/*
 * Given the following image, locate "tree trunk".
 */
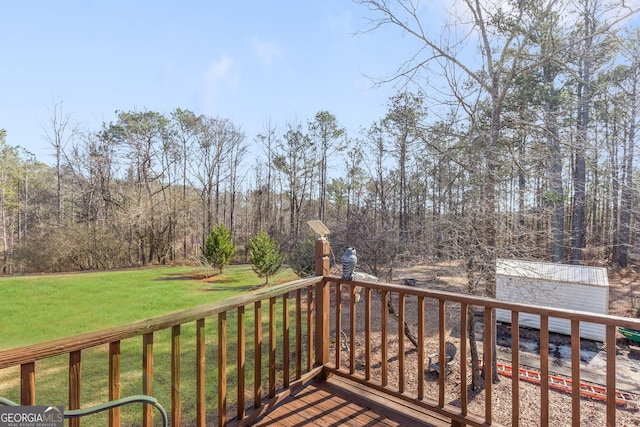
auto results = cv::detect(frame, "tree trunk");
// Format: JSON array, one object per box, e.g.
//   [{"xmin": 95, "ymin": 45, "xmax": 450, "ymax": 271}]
[
  {"xmin": 571, "ymin": 2, "xmax": 593, "ymax": 265},
  {"xmin": 619, "ymin": 55, "xmax": 637, "ymax": 267},
  {"xmin": 543, "ymin": 63, "xmax": 565, "ymax": 263},
  {"xmin": 467, "ymin": 306, "xmax": 482, "ymax": 391},
  {"xmin": 386, "ymin": 294, "xmax": 419, "ymax": 348}
]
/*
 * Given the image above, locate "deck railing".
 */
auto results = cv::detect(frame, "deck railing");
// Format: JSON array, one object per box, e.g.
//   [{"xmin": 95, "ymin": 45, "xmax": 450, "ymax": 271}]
[
  {"xmin": 0, "ymin": 276, "xmax": 323, "ymax": 426},
  {"xmin": 1, "ymin": 239, "xmax": 639, "ymax": 426},
  {"xmin": 323, "ymin": 275, "xmax": 640, "ymax": 427}
]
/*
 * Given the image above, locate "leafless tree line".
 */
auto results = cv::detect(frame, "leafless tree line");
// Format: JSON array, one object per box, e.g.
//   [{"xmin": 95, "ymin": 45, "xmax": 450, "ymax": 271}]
[{"xmin": 0, "ymin": 1, "xmax": 638, "ymax": 281}]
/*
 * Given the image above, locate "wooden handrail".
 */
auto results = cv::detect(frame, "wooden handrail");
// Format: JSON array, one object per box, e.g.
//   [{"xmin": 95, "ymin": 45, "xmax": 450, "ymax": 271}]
[
  {"xmin": 325, "ymin": 275, "xmax": 640, "ymax": 329},
  {"xmin": 5, "ymin": 274, "xmax": 634, "ymax": 368}
]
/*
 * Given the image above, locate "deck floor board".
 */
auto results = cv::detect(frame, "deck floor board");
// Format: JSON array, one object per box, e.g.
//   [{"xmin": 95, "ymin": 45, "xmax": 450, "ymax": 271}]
[{"xmin": 252, "ymin": 376, "xmax": 451, "ymax": 427}]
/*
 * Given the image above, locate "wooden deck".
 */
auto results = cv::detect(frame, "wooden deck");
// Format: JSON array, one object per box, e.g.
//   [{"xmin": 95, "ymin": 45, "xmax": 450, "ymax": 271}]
[
  {"xmin": 4, "ymin": 269, "xmax": 640, "ymax": 426},
  {"xmin": 252, "ymin": 376, "xmax": 451, "ymax": 427}
]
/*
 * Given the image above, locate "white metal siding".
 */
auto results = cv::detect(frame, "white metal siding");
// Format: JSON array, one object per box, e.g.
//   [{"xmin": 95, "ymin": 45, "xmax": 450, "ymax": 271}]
[{"xmin": 495, "ymin": 259, "xmax": 609, "ymax": 342}]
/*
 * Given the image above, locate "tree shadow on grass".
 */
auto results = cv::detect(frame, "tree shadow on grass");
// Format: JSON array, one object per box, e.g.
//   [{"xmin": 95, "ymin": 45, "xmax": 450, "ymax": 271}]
[
  {"xmin": 154, "ymin": 271, "xmax": 258, "ymax": 292},
  {"xmin": 155, "ymin": 271, "xmax": 295, "ymax": 293},
  {"xmin": 154, "ymin": 271, "xmax": 215, "ymax": 281}
]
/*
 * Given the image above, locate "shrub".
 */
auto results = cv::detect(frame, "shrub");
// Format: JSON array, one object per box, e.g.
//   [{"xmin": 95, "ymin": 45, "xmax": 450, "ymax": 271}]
[
  {"xmin": 249, "ymin": 231, "xmax": 284, "ymax": 285},
  {"xmin": 203, "ymin": 224, "xmax": 236, "ymax": 274}
]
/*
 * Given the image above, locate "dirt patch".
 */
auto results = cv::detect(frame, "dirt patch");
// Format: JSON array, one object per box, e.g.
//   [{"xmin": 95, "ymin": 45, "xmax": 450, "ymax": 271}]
[{"xmin": 608, "ymin": 268, "xmax": 640, "ymax": 319}]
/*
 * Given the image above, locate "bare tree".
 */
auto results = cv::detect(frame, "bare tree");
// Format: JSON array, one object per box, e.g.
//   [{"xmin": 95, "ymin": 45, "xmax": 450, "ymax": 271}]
[
  {"xmin": 104, "ymin": 110, "xmax": 175, "ymax": 265},
  {"xmin": 42, "ymin": 98, "xmax": 75, "ymax": 224},
  {"xmin": 382, "ymin": 92, "xmax": 426, "ymax": 244},
  {"xmin": 171, "ymin": 108, "xmax": 200, "ymax": 259},
  {"xmin": 0, "ymin": 131, "xmax": 18, "ymax": 273},
  {"xmin": 190, "ymin": 117, "xmax": 233, "ymax": 243},
  {"xmin": 356, "ymin": 0, "xmax": 639, "ymax": 388},
  {"xmin": 255, "ymin": 121, "xmax": 279, "ymax": 232},
  {"xmin": 273, "ymin": 121, "xmax": 314, "ymax": 244},
  {"xmin": 356, "ymin": 0, "xmax": 565, "ymax": 386},
  {"xmin": 308, "ymin": 111, "xmax": 346, "ymax": 222},
  {"xmin": 617, "ymin": 29, "xmax": 639, "ymax": 267},
  {"xmin": 224, "ymin": 126, "xmax": 248, "ymax": 234}
]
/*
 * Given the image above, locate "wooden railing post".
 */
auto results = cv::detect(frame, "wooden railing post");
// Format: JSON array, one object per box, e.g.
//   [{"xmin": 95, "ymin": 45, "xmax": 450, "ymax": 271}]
[
  {"xmin": 314, "ymin": 237, "xmax": 330, "ymax": 377},
  {"xmin": 20, "ymin": 362, "xmax": 35, "ymax": 405},
  {"xmin": 171, "ymin": 326, "xmax": 181, "ymax": 427},
  {"xmin": 142, "ymin": 333, "xmax": 154, "ymax": 427},
  {"xmin": 109, "ymin": 341, "xmax": 121, "ymax": 427},
  {"xmin": 314, "ymin": 237, "xmax": 330, "ymax": 276},
  {"xmin": 69, "ymin": 350, "xmax": 81, "ymax": 427},
  {"xmin": 196, "ymin": 319, "xmax": 206, "ymax": 427}
]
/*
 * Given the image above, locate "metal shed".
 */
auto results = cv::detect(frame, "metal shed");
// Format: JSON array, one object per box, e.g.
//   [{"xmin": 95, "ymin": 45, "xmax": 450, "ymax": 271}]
[{"xmin": 495, "ymin": 259, "xmax": 609, "ymax": 342}]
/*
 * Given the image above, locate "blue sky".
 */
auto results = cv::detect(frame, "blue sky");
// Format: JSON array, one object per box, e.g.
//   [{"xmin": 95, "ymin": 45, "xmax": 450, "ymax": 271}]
[
  {"xmin": 1, "ymin": 1, "xmax": 426, "ymax": 164},
  {"xmin": 3, "ymin": 1, "xmax": 638, "ymax": 167}
]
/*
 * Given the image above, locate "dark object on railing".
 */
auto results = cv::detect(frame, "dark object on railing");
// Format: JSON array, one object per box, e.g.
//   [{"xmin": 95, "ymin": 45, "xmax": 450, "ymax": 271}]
[
  {"xmin": 0, "ymin": 395, "xmax": 168, "ymax": 427},
  {"xmin": 618, "ymin": 327, "xmax": 640, "ymax": 344},
  {"xmin": 428, "ymin": 341, "xmax": 457, "ymax": 375},
  {"xmin": 341, "ymin": 247, "xmax": 357, "ymax": 280},
  {"xmin": 402, "ymin": 277, "xmax": 417, "ymax": 287}
]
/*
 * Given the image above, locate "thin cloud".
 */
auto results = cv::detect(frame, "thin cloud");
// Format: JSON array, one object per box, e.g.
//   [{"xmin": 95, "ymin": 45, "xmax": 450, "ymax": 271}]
[
  {"xmin": 202, "ymin": 55, "xmax": 238, "ymax": 112},
  {"xmin": 251, "ymin": 36, "xmax": 284, "ymax": 66}
]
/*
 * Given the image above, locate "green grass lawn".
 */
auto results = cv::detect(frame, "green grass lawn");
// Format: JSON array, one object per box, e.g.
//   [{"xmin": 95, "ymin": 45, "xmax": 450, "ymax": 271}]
[
  {"xmin": 0, "ymin": 264, "xmax": 304, "ymax": 426},
  {"xmin": 0, "ymin": 264, "xmax": 298, "ymax": 350}
]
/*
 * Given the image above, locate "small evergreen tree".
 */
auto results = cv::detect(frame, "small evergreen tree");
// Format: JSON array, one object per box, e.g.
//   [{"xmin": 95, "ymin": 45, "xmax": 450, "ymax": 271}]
[
  {"xmin": 249, "ymin": 231, "xmax": 284, "ymax": 285},
  {"xmin": 203, "ymin": 224, "xmax": 236, "ymax": 274}
]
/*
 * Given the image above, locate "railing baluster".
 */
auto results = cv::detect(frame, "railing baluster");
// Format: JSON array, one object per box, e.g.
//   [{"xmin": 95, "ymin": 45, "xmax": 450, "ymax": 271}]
[
  {"xmin": 417, "ymin": 295, "xmax": 424, "ymax": 400},
  {"xmin": 483, "ymin": 307, "xmax": 493, "ymax": 424},
  {"xmin": 315, "ymin": 279, "xmax": 329, "ymax": 376},
  {"xmin": 335, "ymin": 282, "xmax": 342, "ymax": 369},
  {"xmin": 365, "ymin": 287, "xmax": 371, "ymax": 381},
  {"xmin": 460, "ymin": 303, "xmax": 468, "ymax": 416},
  {"xmin": 171, "ymin": 326, "xmax": 181, "ymax": 427},
  {"xmin": 606, "ymin": 324, "xmax": 616, "ymax": 427},
  {"xmin": 237, "ymin": 306, "xmax": 245, "ymax": 420},
  {"xmin": 196, "ymin": 318, "xmax": 206, "ymax": 427},
  {"xmin": 381, "ymin": 289, "xmax": 388, "ymax": 387},
  {"xmin": 20, "ymin": 362, "xmax": 35, "ymax": 405},
  {"xmin": 296, "ymin": 289, "xmax": 302, "ymax": 379},
  {"xmin": 283, "ymin": 293, "xmax": 290, "ymax": 388},
  {"xmin": 69, "ymin": 350, "xmax": 81, "ymax": 427},
  {"xmin": 254, "ymin": 301, "xmax": 262, "ymax": 409},
  {"xmin": 540, "ymin": 315, "xmax": 549, "ymax": 427},
  {"xmin": 269, "ymin": 297, "xmax": 276, "ymax": 398},
  {"xmin": 218, "ymin": 312, "xmax": 227, "ymax": 427},
  {"xmin": 306, "ymin": 285, "xmax": 314, "ymax": 372},
  {"xmin": 349, "ymin": 284, "xmax": 356, "ymax": 375},
  {"xmin": 511, "ymin": 311, "xmax": 519, "ymax": 427},
  {"xmin": 571, "ymin": 319, "xmax": 581, "ymax": 426},
  {"xmin": 142, "ymin": 332, "xmax": 154, "ymax": 427},
  {"xmin": 109, "ymin": 341, "xmax": 121, "ymax": 427},
  {"xmin": 439, "ymin": 300, "xmax": 446, "ymax": 406},
  {"xmin": 398, "ymin": 291, "xmax": 405, "ymax": 394}
]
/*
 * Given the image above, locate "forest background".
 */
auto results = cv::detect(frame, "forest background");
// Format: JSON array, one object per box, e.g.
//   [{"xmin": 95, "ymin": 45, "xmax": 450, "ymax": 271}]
[{"xmin": 0, "ymin": 0, "xmax": 639, "ymax": 297}]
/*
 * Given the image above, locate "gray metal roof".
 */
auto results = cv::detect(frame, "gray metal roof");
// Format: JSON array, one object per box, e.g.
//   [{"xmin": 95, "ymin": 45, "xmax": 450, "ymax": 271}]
[{"xmin": 496, "ymin": 258, "xmax": 609, "ymax": 287}]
